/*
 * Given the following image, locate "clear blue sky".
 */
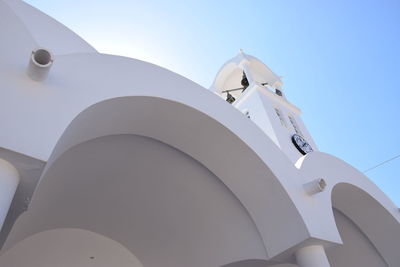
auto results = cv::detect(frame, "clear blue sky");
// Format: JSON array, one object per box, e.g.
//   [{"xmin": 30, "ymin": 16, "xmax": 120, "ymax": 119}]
[{"xmin": 26, "ymin": 0, "xmax": 400, "ymax": 206}]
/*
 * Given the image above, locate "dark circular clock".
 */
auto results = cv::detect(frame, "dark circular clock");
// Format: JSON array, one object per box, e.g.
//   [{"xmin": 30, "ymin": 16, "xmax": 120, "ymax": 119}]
[{"xmin": 291, "ymin": 134, "xmax": 313, "ymax": 155}]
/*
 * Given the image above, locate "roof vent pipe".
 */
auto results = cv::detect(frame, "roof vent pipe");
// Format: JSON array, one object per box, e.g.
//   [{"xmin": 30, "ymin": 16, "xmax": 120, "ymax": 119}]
[
  {"xmin": 27, "ymin": 48, "xmax": 53, "ymax": 81},
  {"xmin": 304, "ymin": 178, "xmax": 327, "ymax": 195}
]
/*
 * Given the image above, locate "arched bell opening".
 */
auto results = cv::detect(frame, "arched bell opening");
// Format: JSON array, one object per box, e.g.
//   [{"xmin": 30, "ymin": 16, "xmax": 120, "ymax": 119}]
[
  {"xmin": 216, "ymin": 64, "xmax": 251, "ymax": 104},
  {"xmin": 211, "ymin": 52, "xmax": 284, "ymax": 105}
]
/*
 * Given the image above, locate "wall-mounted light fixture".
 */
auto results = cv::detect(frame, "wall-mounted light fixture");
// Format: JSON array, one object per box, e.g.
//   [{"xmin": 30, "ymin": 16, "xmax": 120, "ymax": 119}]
[{"xmin": 304, "ymin": 178, "xmax": 327, "ymax": 195}]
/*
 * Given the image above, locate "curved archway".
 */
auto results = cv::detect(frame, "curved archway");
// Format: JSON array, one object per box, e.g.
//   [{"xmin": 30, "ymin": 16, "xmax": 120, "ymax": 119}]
[
  {"xmin": 329, "ymin": 183, "xmax": 399, "ymax": 266},
  {"xmin": 4, "ymin": 134, "xmax": 267, "ymax": 266},
  {"xmin": 4, "ymin": 96, "xmax": 310, "ymax": 260},
  {"xmin": 297, "ymin": 151, "xmax": 400, "ymax": 266},
  {"xmin": 0, "ymin": 228, "xmax": 143, "ymax": 267}
]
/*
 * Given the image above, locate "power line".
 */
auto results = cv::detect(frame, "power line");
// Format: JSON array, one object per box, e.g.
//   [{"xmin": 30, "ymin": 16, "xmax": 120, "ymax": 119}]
[{"xmin": 363, "ymin": 153, "xmax": 400, "ymax": 173}]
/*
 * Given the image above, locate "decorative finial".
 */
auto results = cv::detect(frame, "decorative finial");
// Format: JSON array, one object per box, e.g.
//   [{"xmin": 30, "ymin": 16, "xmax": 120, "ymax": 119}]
[{"xmin": 239, "ymin": 48, "xmax": 244, "ymax": 54}]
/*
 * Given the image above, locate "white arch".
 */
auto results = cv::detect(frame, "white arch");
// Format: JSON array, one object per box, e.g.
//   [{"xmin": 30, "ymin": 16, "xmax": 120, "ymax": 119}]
[
  {"xmin": 4, "ymin": 96, "xmax": 311, "ymax": 260},
  {"xmin": 0, "ymin": 228, "xmax": 143, "ymax": 267},
  {"xmin": 297, "ymin": 151, "xmax": 400, "ymax": 266}
]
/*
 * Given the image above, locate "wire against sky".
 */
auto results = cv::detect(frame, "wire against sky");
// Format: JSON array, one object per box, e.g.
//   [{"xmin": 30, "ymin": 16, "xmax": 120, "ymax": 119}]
[{"xmin": 363, "ymin": 153, "xmax": 400, "ymax": 173}]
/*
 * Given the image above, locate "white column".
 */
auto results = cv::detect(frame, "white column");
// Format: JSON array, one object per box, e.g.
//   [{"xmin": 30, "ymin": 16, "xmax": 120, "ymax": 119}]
[
  {"xmin": 295, "ymin": 245, "xmax": 331, "ymax": 267},
  {"xmin": 0, "ymin": 159, "xmax": 19, "ymax": 231}
]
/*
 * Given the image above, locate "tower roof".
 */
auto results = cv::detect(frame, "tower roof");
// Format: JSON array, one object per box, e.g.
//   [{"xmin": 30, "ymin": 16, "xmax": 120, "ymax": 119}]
[{"xmin": 210, "ymin": 51, "xmax": 282, "ymax": 95}]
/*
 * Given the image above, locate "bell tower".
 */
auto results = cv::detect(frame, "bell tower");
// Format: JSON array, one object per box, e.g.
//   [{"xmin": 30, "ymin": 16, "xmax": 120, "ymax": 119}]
[{"xmin": 211, "ymin": 50, "xmax": 317, "ymax": 163}]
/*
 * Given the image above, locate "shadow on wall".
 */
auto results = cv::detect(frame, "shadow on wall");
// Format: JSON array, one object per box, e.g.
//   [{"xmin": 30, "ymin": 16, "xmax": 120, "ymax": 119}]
[
  {"xmin": 326, "ymin": 209, "xmax": 387, "ymax": 267},
  {"xmin": 328, "ymin": 182, "xmax": 395, "ymax": 267}
]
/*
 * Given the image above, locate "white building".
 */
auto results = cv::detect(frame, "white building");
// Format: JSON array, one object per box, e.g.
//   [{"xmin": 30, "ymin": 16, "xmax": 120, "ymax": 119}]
[{"xmin": 0, "ymin": 1, "xmax": 399, "ymax": 266}]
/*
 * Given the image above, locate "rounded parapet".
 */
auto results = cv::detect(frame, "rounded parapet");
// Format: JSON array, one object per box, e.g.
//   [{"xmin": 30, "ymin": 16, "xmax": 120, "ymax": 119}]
[{"xmin": 3, "ymin": 94, "xmax": 312, "ymax": 262}]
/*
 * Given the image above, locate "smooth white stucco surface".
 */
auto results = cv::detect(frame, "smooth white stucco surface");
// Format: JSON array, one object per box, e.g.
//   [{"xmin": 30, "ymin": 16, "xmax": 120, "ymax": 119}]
[
  {"xmin": 0, "ymin": 1, "xmax": 399, "ymax": 266},
  {"xmin": 5, "ymin": 135, "xmax": 267, "ymax": 266},
  {"xmin": 1, "ymin": 0, "xmax": 96, "ymax": 55},
  {"xmin": 298, "ymin": 152, "xmax": 400, "ymax": 266}
]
